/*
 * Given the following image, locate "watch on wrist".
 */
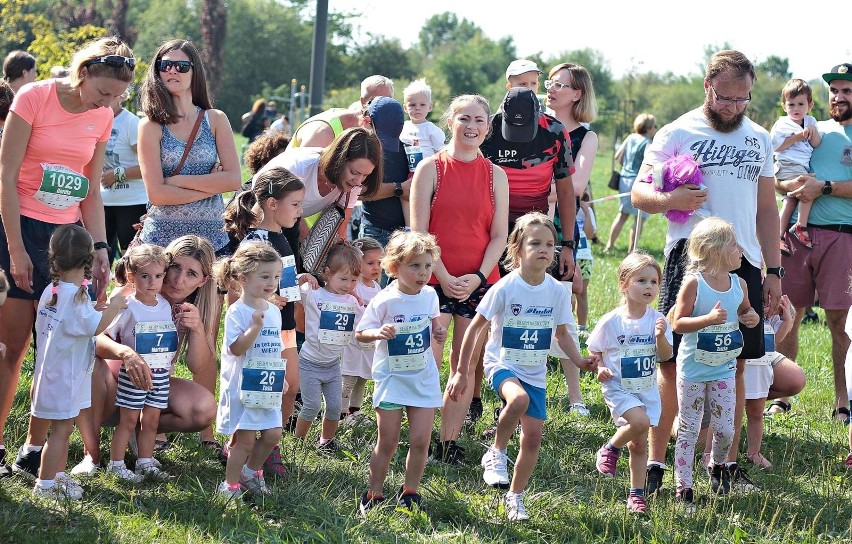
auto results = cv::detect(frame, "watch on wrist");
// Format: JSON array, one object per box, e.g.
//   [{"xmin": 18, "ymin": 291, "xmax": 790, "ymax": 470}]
[
  {"xmin": 766, "ymin": 266, "xmax": 785, "ymax": 278},
  {"xmin": 393, "ymin": 181, "xmax": 403, "ymax": 198},
  {"xmin": 93, "ymin": 241, "xmax": 109, "ymax": 251},
  {"xmin": 560, "ymin": 239, "xmax": 575, "ymax": 249},
  {"xmin": 822, "ymin": 180, "xmax": 833, "ymax": 195},
  {"xmin": 474, "ymin": 270, "xmax": 487, "ymax": 288}
]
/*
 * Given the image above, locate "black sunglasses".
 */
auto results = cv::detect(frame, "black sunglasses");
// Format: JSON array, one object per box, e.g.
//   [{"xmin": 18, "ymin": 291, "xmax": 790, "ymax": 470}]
[
  {"xmin": 84, "ymin": 55, "xmax": 136, "ymax": 70},
  {"xmin": 158, "ymin": 60, "xmax": 193, "ymax": 74}
]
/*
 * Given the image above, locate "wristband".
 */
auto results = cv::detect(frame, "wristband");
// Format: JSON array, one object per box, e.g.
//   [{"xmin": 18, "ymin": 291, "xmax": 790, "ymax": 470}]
[
  {"xmin": 474, "ymin": 270, "xmax": 487, "ymax": 288},
  {"xmin": 114, "ymin": 166, "xmax": 127, "ymax": 184},
  {"xmin": 560, "ymin": 239, "xmax": 575, "ymax": 249},
  {"xmin": 93, "ymin": 241, "xmax": 109, "ymax": 251}
]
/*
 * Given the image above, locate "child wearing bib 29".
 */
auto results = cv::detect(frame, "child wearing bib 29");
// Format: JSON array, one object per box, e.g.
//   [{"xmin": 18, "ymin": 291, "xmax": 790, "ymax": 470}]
[
  {"xmin": 587, "ymin": 251, "xmax": 673, "ymax": 515},
  {"xmin": 213, "ymin": 243, "xmax": 286, "ymax": 499},
  {"xmin": 446, "ymin": 213, "xmax": 598, "ymax": 522},
  {"xmin": 356, "ymin": 231, "xmax": 447, "ymax": 515},
  {"xmin": 670, "ymin": 218, "xmax": 760, "ymax": 503},
  {"xmin": 105, "ymin": 244, "xmax": 175, "ymax": 482}
]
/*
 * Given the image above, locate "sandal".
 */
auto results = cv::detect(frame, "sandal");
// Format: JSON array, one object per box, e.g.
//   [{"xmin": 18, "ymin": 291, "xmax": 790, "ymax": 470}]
[
  {"xmin": 746, "ymin": 452, "xmax": 772, "ymax": 469},
  {"xmin": 831, "ymin": 406, "xmax": 850, "ymax": 425},
  {"xmin": 763, "ymin": 400, "xmax": 791, "ymax": 417},
  {"xmin": 789, "ymin": 224, "xmax": 813, "ymax": 249},
  {"xmin": 153, "ymin": 434, "xmax": 171, "ymax": 453},
  {"xmin": 200, "ymin": 439, "xmax": 224, "ymax": 455}
]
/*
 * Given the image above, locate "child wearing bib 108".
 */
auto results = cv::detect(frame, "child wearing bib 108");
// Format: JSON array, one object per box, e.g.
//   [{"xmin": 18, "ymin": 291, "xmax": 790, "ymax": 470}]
[{"xmin": 670, "ymin": 218, "xmax": 760, "ymax": 504}]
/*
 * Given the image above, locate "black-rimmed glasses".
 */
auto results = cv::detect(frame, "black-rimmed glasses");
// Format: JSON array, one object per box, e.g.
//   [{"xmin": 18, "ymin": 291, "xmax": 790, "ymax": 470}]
[
  {"xmin": 158, "ymin": 60, "xmax": 193, "ymax": 73},
  {"xmin": 84, "ymin": 55, "xmax": 136, "ymax": 70},
  {"xmin": 709, "ymin": 85, "xmax": 751, "ymax": 106}
]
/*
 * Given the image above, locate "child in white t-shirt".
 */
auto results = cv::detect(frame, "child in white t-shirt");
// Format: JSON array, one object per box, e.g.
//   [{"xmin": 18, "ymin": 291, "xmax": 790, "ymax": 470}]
[
  {"xmin": 356, "ymin": 231, "xmax": 447, "ymax": 515},
  {"xmin": 340, "ymin": 238, "xmax": 384, "ymax": 422},
  {"xmin": 588, "ymin": 251, "xmax": 673, "ymax": 515},
  {"xmin": 400, "ymin": 78, "xmax": 446, "ymax": 159},
  {"xmin": 446, "ymin": 213, "xmax": 597, "ymax": 522}
]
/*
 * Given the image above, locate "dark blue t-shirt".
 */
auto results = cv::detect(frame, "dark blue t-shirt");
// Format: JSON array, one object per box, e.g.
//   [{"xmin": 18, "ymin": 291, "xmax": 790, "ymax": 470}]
[{"xmin": 361, "ymin": 144, "xmax": 410, "ymax": 231}]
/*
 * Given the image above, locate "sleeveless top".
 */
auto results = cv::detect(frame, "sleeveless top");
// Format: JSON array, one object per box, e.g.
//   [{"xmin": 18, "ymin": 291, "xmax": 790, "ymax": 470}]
[
  {"xmin": 568, "ymin": 125, "xmax": 588, "ymax": 161},
  {"xmin": 140, "ymin": 110, "xmax": 228, "ymax": 250},
  {"xmin": 427, "ymin": 150, "xmax": 500, "ymax": 285},
  {"xmin": 291, "ymin": 108, "xmax": 347, "ymax": 148}
]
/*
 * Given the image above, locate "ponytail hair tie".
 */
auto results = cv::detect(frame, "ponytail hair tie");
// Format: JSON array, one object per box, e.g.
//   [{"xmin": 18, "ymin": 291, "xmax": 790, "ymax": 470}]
[
  {"xmin": 51, "ymin": 284, "xmax": 58, "ymax": 295},
  {"xmin": 82, "ymin": 279, "xmax": 91, "ymax": 287}
]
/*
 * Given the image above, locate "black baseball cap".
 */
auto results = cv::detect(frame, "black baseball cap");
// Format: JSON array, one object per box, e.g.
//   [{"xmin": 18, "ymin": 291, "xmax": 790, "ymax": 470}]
[
  {"xmin": 823, "ymin": 63, "xmax": 852, "ymax": 84},
  {"xmin": 501, "ymin": 87, "xmax": 539, "ymax": 143}
]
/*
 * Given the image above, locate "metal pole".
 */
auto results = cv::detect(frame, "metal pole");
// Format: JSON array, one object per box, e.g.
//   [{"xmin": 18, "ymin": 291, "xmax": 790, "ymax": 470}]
[{"xmin": 308, "ymin": 0, "xmax": 328, "ymax": 116}]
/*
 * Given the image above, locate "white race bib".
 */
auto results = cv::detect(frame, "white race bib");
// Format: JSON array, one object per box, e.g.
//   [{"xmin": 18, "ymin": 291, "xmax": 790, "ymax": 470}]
[
  {"xmin": 134, "ymin": 321, "xmax": 178, "ymax": 370},
  {"xmin": 619, "ymin": 343, "xmax": 657, "ymax": 393},
  {"xmin": 695, "ymin": 321, "xmax": 743, "ymax": 366},
  {"xmin": 35, "ymin": 163, "xmax": 89, "ymax": 209},
  {"xmin": 279, "ymin": 255, "xmax": 300, "ymax": 302},
  {"xmin": 240, "ymin": 357, "xmax": 286, "ymax": 409},
  {"xmin": 387, "ymin": 319, "xmax": 430, "ymax": 372},
  {"xmin": 318, "ymin": 302, "xmax": 357, "ymax": 346},
  {"xmin": 500, "ymin": 316, "xmax": 553, "ymax": 366},
  {"xmin": 576, "ymin": 231, "xmax": 592, "ymax": 260}
]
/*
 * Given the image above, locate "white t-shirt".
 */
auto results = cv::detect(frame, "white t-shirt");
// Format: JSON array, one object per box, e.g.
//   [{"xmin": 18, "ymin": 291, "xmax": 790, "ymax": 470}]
[
  {"xmin": 588, "ymin": 306, "xmax": 673, "ymax": 395},
  {"xmin": 342, "ymin": 279, "xmax": 383, "ymax": 380},
  {"xmin": 256, "ymin": 146, "xmax": 360, "ymax": 217},
  {"xmin": 745, "ymin": 315, "xmax": 783, "ymax": 366},
  {"xmin": 770, "ymin": 114, "xmax": 817, "ymax": 168},
  {"xmin": 101, "ymin": 108, "xmax": 147, "ymax": 206},
  {"xmin": 576, "ymin": 206, "xmax": 595, "ymax": 261},
  {"xmin": 216, "ymin": 300, "xmax": 283, "ymax": 435},
  {"xmin": 105, "ymin": 294, "xmax": 176, "ymax": 371},
  {"xmin": 644, "ymin": 108, "xmax": 775, "ymax": 268},
  {"xmin": 478, "ymin": 271, "xmax": 573, "ymax": 389},
  {"xmin": 299, "ymin": 284, "xmax": 359, "ymax": 364},
  {"xmin": 400, "ymin": 120, "xmax": 446, "ymax": 157},
  {"xmin": 358, "ymin": 282, "xmax": 442, "ymax": 408},
  {"xmin": 31, "ymin": 282, "xmax": 102, "ymax": 419}
]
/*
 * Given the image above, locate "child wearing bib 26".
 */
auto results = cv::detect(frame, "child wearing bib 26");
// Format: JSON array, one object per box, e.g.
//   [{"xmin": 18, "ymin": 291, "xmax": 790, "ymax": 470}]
[
  {"xmin": 588, "ymin": 251, "xmax": 673, "ymax": 514},
  {"xmin": 670, "ymin": 218, "xmax": 760, "ymax": 503},
  {"xmin": 214, "ymin": 243, "xmax": 286, "ymax": 499},
  {"xmin": 356, "ymin": 231, "xmax": 447, "ymax": 515},
  {"xmin": 446, "ymin": 213, "xmax": 598, "ymax": 522}
]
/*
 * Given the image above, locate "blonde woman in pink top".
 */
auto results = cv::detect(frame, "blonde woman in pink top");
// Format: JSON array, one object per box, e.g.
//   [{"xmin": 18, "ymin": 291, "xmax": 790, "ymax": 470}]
[{"xmin": 0, "ymin": 37, "xmax": 135, "ymax": 479}]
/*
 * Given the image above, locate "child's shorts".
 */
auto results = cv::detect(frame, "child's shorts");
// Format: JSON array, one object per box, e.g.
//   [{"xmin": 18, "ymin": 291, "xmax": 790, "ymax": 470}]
[
  {"xmin": 578, "ymin": 258, "xmax": 593, "ymax": 281},
  {"xmin": 491, "ymin": 369, "xmax": 546, "ymax": 420},
  {"xmin": 744, "ymin": 355, "xmax": 782, "ymax": 400},
  {"xmin": 377, "ymin": 401, "xmax": 405, "ymax": 411},
  {"xmin": 116, "ymin": 367, "xmax": 170, "ymax": 410},
  {"xmin": 604, "ymin": 385, "xmax": 661, "ymax": 427}
]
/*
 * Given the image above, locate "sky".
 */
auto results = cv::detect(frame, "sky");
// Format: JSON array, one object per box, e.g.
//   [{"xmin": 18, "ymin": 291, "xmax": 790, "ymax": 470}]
[{"xmin": 329, "ymin": 0, "xmax": 850, "ymax": 84}]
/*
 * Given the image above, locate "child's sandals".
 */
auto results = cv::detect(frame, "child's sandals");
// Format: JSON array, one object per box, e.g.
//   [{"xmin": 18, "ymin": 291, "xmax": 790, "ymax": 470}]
[
  {"xmin": 746, "ymin": 452, "xmax": 772, "ymax": 469},
  {"xmin": 789, "ymin": 224, "xmax": 813, "ymax": 249}
]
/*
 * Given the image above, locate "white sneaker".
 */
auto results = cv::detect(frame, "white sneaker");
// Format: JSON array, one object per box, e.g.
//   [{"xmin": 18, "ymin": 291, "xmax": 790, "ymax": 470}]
[
  {"xmin": 505, "ymin": 491, "xmax": 530, "ymax": 522},
  {"xmin": 217, "ymin": 481, "xmax": 244, "ymax": 500},
  {"xmin": 481, "ymin": 446, "xmax": 510, "ymax": 488},
  {"xmin": 136, "ymin": 461, "xmax": 169, "ymax": 480},
  {"xmin": 570, "ymin": 402, "xmax": 590, "ymax": 417},
  {"xmin": 107, "ymin": 462, "xmax": 143, "ymax": 483},
  {"xmin": 33, "ymin": 481, "xmax": 81, "ymax": 501},
  {"xmin": 55, "ymin": 474, "xmax": 84, "ymax": 500},
  {"xmin": 70, "ymin": 455, "xmax": 100, "ymax": 477}
]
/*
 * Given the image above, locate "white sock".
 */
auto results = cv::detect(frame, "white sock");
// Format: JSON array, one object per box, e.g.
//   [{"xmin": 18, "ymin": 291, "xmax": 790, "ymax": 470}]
[
  {"xmin": 319, "ymin": 437, "xmax": 333, "ymax": 446},
  {"xmin": 108, "ymin": 460, "xmax": 126, "ymax": 469},
  {"xmin": 137, "ymin": 457, "xmax": 154, "ymax": 467},
  {"xmin": 23, "ymin": 443, "xmax": 43, "ymax": 453},
  {"xmin": 36, "ymin": 478, "xmax": 55, "ymax": 488},
  {"xmin": 242, "ymin": 464, "xmax": 256, "ymax": 478},
  {"xmin": 56, "ymin": 471, "xmax": 66, "ymax": 479}
]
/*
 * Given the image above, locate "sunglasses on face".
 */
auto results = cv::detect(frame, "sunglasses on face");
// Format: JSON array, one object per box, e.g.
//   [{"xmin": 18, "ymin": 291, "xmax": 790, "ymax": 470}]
[
  {"xmin": 84, "ymin": 55, "xmax": 136, "ymax": 70},
  {"xmin": 157, "ymin": 60, "xmax": 193, "ymax": 73}
]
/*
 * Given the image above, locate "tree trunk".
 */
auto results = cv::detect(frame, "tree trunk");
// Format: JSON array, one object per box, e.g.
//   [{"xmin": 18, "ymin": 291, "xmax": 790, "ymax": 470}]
[
  {"xmin": 107, "ymin": 0, "xmax": 133, "ymax": 43},
  {"xmin": 200, "ymin": 0, "xmax": 227, "ymax": 101}
]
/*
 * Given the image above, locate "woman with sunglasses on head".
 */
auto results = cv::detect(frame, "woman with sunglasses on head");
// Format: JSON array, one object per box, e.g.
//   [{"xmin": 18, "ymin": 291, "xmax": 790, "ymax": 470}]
[
  {"xmin": 0, "ymin": 36, "xmax": 135, "ymax": 479},
  {"xmin": 136, "ymin": 40, "xmax": 240, "ymax": 450}
]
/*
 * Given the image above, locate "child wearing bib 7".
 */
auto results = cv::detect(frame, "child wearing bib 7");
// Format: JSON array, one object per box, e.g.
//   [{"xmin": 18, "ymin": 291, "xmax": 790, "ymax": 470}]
[
  {"xmin": 105, "ymin": 244, "xmax": 174, "ymax": 482},
  {"xmin": 356, "ymin": 231, "xmax": 447, "ymax": 515},
  {"xmin": 670, "ymin": 218, "xmax": 760, "ymax": 503},
  {"xmin": 446, "ymin": 213, "xmax": 598, "ymax": 522},
  {"xmin": 588, "ymin": 251, "xmax": 673, "ymax": 514},
  {"xmin": 294, "ymin": 243, "xmax": 362, "ymax": 451},
  {"xmin": 214, "ymin": 243, "xmax": 286, "ymax": 499}
]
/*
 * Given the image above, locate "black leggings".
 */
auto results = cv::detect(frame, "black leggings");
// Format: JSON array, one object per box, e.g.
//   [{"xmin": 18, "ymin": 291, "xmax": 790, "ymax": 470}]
[{"xmin": 105, "ymin": 204, "xmax": 147, "ymax": 263}]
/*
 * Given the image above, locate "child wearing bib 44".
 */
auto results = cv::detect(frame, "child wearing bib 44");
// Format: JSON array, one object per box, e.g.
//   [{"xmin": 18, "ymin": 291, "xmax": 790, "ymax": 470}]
[
  {"xmin": 294, "ymin": 243, "xmax": 362, "ymax": 451},
  {"xmin": 588, "ymin": 252, "xmax": 673, "ymax": 514},
  {"xmin": 214, "ymin": 243, "xmax": 286, "ymax": 499},
  {"xmin": 356, "ymin": 231, "xmax": 447, "ymax": 515},
  {"xmin": 670, "ymin": 218, "xmax": 760, "ymax": 503},
  {"xmin": 105, "ymin": 244, "xmax": 174, "ymax": 482},
  {"xmin": 446, "ymin": 213, "xmax": 598, "ymax": 522}
]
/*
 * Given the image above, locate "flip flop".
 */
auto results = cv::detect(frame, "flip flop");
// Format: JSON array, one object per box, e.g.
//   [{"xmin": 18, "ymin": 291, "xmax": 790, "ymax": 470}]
[
  {"xmin": 200, "ymin": 440, "xmax": 224, "ymax": 455},
  {"xmin": 832, "ymin": 406, "xmax": 850, "ymax": 425},
  {"xmin": 153, "ymin": 437, "xmax": 171, "ymax": 453},
  {"xmin": 763, "ymin": 400, "xmax": 791, "ymax": 417}
]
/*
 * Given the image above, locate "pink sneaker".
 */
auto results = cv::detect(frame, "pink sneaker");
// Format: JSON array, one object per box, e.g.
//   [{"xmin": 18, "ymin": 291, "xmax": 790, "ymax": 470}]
[
  {"xmin": 595, "ymin": 445, "xmax": 620, "ymax": 477},
  {"xmin": 626, "ymin": 494, "xmax": 648, "ymax": 514},
  {"xmin": 263, "ymin": 444, "xmax": 289, "ymax": 476},
  {"xmin": 844, "ymin": 452, "xmax": 852, "ymax": 469}
]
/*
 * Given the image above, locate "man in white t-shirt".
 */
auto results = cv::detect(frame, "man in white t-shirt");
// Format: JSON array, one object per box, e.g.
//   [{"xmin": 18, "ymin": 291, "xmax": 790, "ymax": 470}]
[{"xmin": 631, "ymin": 50, "xmax": 782, "ymax": 495}]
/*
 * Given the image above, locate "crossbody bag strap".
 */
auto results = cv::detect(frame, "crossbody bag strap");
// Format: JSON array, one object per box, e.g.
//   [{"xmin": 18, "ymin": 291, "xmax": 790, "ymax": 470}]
[{"xmin": 173, "ymin": 109, "xmax": 206, "ymax": 176}]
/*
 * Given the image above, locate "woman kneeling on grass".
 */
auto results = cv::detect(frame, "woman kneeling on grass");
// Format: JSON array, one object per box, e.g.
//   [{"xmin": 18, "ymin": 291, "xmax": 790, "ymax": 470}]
[{"xmin": 446, "ymin": 212, "xmax": 598, "ymax": 522}]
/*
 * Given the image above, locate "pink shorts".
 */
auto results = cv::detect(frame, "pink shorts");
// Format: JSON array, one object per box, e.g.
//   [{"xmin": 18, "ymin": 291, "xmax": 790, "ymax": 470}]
[{"xmin": 782, "ymin": 227, "xmax": 852, "ymax": 310}]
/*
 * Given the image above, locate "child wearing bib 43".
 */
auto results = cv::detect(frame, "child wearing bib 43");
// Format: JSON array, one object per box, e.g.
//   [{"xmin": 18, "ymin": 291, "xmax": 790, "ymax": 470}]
[
  {"xmin": 588, "ymin": 251, "xmax": 673, "ymax": 514},
  {"xmin": 670, "ymin": 218, "xmax": 760, "ymax": 503},
  {"xmin": 214, "ymin": 243, "xmax": 286, "ymax": 500}
]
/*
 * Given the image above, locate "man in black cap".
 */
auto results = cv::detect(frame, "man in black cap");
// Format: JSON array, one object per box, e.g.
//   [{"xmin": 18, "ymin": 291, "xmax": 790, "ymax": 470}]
[{"xmin": 776, "ymin": 63, "xmax": 852, "ymax": 439}]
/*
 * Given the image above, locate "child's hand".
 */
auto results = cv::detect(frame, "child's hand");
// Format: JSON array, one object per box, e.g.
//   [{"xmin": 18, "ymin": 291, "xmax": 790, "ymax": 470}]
[
  {"xmin": 579, "ymin": 354, "xmax": 600, "ymax": 372},
  {"xmin": 108, "ymin": 291, "xmax": 128, "ymax": 311},
  {"xmin": 801, "ymin": 126, "xmax": 815, "ymax": 141},
  {"xmin": 269, "ymin": 294, "xmax": 288, "ymax": 309},
  {"xmin": 739, "ymin": 306, "xmax": 760, "ymax": 328},
  {"xmin": 597, "ymin": 366, "xmax": 615, "ymax": 383},
  {"xmin": 251, "ymin": 309, "xmax": 265, "ymax": 328},
  {"xmin": 376, "ymin": 324, "xmax": 396, "ymax": 340},
  {"xmin": 298, "ymin": 273, "xmax": 319, "ymax": 290},
  {"xmin": 446, "ymin": 372, "xmax": 468, "ymax": 402},
  {"xmin": 654, "ymin": 316, "xmax": 668, "ymax": 338},
  {"xmin": 777, "ymin": 295, "xmax": 793, "ymax": 320},
  {"xmin": 433, "ymin": 325, "xmax": 447, "ymax": 344},
  {"xmin": 707, "ymin": 301, "xmax": 728, "ymax": 325}
]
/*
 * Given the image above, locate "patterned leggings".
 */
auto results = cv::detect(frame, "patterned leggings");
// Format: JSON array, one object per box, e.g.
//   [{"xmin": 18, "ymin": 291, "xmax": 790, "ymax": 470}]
[
  {"xmin": 674, "ymin": 376, "xmax": 736, "ymax": 490},
  {"xmin": 341, "ymin": 375, "xmax": 368, "ymax": 414}
]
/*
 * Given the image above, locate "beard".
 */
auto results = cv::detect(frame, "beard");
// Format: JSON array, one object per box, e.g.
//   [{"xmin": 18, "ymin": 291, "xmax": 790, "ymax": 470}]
[
  {"xmin": 703, "ymin": 102, "xmax": 746, "ymax": 133},
  {"xmin": 829, "ymin": 100, "xmax": 852, "ymax": 123}
]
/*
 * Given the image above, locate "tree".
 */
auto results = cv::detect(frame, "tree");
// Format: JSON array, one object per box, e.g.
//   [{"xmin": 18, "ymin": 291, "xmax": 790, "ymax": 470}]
[
  {"xmin": 200, "ymin": 0, "xmax": 227, "ymax": 99},
  {"xmin": 418, "ymin": 12, "xmax": 479, "ymax": 58},
  {"xmin": 350, "ymin": 36, "xmax": 417, "ymax": 87}
]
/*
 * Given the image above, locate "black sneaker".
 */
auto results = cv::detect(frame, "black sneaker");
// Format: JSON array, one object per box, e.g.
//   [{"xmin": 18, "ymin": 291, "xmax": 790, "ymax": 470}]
[
  {"xmin": 317, "ymin": 438, "xmax": 341, "ymax": 455},
  {"xmin": 726, "ymin": 463, "xmax": 758, "ymax": 492},
  {"xmin": 359, "ymin": 491, "xmax": 386, "ymax": 516},
  {"xmin": 465, "ymin": 397, "xmax": 483, "ymax": 426},
  {"xmin": 645, "ymin": 464, "xmax": 665, "ymax": 496},
  {"xmin": 709, "ymin": 463, "xmax": 730, "ymax": 495},
  {"xmin": 0, "ymin": 447, "xmax": 11, "ymax": 479},
  {"xmin": 675, "ymin": 487, "xmax": 694, "ymax": 503},
  {"xmin": 430, "ymin": 440, "xmax": 465, "ymax": 465},
  {"xmin": 12, "ymin": 447, "xmax": 42, "ymax": 480},
  {"xmin": 397, "ymin": 486, "xmax": 422, "ymax": 510},
  {"xmin": 802, "ymin": 308, "xmax": 819, "ymax": 324}
]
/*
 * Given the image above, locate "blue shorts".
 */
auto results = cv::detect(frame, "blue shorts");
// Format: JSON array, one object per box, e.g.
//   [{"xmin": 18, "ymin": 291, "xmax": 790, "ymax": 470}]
[{"xmin": 491, "ymin": 369, "xmax": 547, "ymax": 420}]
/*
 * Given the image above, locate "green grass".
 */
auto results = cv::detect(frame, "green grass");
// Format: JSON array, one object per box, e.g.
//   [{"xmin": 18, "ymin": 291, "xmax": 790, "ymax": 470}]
[{"xmin": 0, "ymin": 144, "xmax": 847, "ymax": 543}]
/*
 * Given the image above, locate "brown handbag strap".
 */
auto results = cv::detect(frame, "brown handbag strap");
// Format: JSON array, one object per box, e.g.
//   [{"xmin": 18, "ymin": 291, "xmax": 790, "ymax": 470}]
[{"xmin": 173, "ymin": 109, "xmax": 206, "ymax": 175}]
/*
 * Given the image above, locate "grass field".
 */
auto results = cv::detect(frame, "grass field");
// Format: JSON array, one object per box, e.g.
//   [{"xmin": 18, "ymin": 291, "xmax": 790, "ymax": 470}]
[{"xmin": 0, "ymin": 141, "xmax": 848, "ymax": 543}]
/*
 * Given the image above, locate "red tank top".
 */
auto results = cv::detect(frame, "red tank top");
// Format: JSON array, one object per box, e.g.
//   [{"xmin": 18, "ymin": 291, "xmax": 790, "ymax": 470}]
[{"xmin": 428, "ymin": 150, "xmax": 500, "ymax": 285}]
